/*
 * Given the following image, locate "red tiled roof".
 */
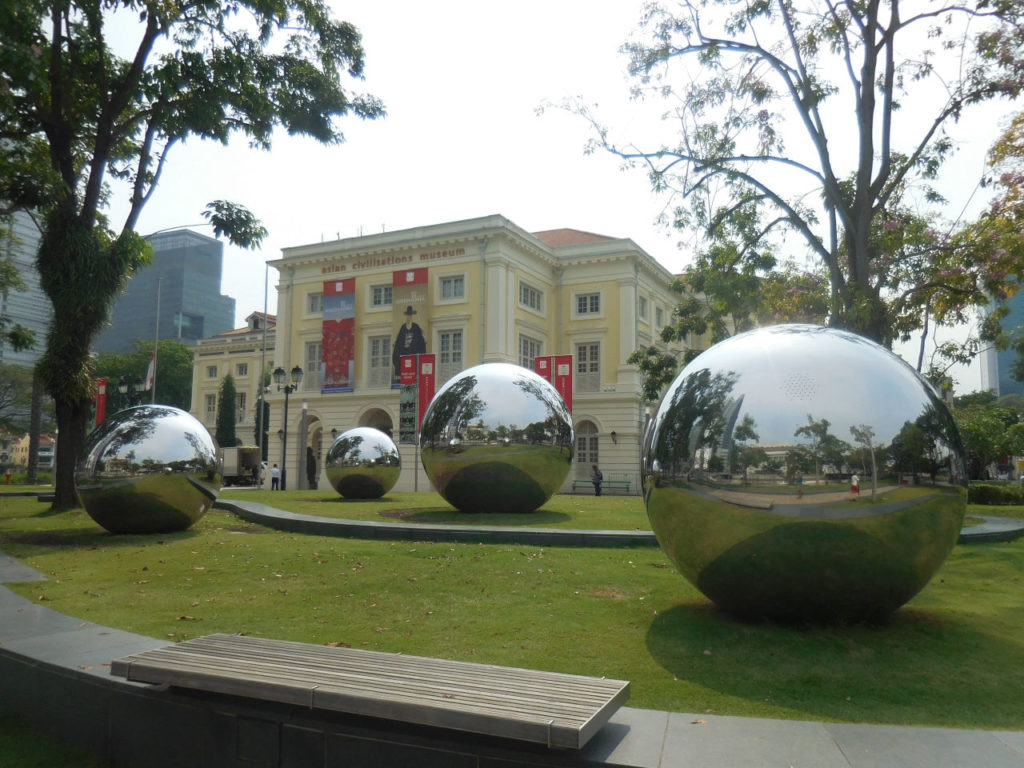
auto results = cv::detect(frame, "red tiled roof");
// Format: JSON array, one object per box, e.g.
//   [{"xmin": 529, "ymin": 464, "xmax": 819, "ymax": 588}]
[{"xmin": 531, "ymin": 228, "xmax": 615, "ymax": 247}]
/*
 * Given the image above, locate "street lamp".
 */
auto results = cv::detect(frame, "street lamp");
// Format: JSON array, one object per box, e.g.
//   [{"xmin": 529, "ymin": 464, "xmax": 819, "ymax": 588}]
[
  {"xmin": 118, "ymin": 376, "xmax": 145, "ymax": 407},
  {"xmin": 272, "ymin": 365, "xmax": 303, "ymax": 490}
]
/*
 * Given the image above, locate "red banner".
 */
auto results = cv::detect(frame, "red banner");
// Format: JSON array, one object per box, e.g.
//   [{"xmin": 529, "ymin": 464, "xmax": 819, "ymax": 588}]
[
  {"xmin": 399, "ymin": 354, "xmax": 418, "ymax": 386},
  {"xmin": 417, "ymin": 354, "xmax": 436, "ymax": 429},
  {"xmin": 553, "ymin": 354, "xmax": 573, "ymax": 413},
  {"xmin": 322, "ymin": 279, "xmax": 355, "ymax": 391},
  {"xmin": 93, "ymin": 378, "xmax": 108, "ymax": 425},
  {"xmin": 534, "ymin": 356, "xmax": 552, "ymax": 382}
]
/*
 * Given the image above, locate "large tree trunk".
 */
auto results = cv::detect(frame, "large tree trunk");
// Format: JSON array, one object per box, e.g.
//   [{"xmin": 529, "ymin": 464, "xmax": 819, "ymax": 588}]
[{"xmin": 36, "ymin": 209, "xmax": 137, "ymax": 511}]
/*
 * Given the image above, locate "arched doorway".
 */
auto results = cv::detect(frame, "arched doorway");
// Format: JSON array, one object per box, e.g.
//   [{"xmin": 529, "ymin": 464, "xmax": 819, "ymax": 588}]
[
  {"xmin": 303, "ymin": 416, "xmax": 323, "ymax": 490},
  {"xmin": 359, "ymin": 407, "xmax": 394, "ymax": 439}
]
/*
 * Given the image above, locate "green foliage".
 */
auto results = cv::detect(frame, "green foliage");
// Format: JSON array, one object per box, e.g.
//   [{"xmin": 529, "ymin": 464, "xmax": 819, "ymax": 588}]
[
  {"xmin": 0, "ymin": 363, "xmax": 34, "ymax": 430},
  {"xmin": 94, "ymin": 339, "xmax": 193, "ymax": 412},
  {"xmin": 0, "ymin": 0, "xmax": 383, "ymax": 508},
  {"xmin": 968, "ymin": 483, "xmax": 1024, "ymax": 505},
  {"xmin": 581, "ymin": 0, "xmax": 1024, "ymax": 359},
  {"xmin": 216, "ymin": 374, "xmax": 238, "ymax": 447}
]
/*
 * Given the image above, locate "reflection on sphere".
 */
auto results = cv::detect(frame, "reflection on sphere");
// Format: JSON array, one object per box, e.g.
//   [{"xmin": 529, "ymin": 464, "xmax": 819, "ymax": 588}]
[
  {"xmin": 643, "ymin": 325, "xmax": 966, "ymax": 623},
  {"xmin": 420, "ymin": 363, "xmax": 574, "ymax": 513},
  {"xmin": 75, "ymin": 405, "xmax": 220, "ymax": 534},
  {"xmin": 325, "ymin": 427, "xmax": 401, "ymax": 499}
]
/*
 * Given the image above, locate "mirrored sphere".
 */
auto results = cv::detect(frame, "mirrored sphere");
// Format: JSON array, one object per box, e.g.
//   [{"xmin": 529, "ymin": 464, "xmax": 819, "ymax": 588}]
[
  {"xmin": 325, "ymin": 427, "xmax": 401, "ymax": 499},
  {"xmin": 644, "ymin": 325, "xmax": 967, "ymax": 622},
  {"xmin": 75, "ymin": 405, "xmax": 220, "ymax": 534},
  {"xmin": 420, "ymin": 363, "xmax": 574, "ymax": 513}
]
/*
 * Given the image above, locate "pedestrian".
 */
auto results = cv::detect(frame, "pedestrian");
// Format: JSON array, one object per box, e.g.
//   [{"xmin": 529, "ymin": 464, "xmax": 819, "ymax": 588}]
[
  {"xmin": 851, "ymin": 473, "xmax": 860, "ymax": 500},
  {"xmin": 306, "ymin": 446, "xmax": 317, "ymax": 489},
  {"xmin": 796, "ymin": 473, "xmax": 803, "ymax": 499},
  {"xmin": 591, "ymin": 464, "xmax": 603, "ymax": 496},
  {"xmin": 271, "ymin": 463, "xmax": 280, "ymax": 490}
]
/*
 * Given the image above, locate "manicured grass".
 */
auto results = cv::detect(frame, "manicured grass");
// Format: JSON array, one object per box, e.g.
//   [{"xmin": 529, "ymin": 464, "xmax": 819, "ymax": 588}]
[
  {"xmin": 221, "ymin": 489, "xmax": 651, "ymax": 530},
  {"xmin": 0, "ymin": 495, "xmax": 1023, "ymax": 729}
]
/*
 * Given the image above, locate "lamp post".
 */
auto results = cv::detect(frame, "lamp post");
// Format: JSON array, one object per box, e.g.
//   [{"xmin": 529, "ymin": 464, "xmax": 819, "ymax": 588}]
[
  {"xmin": 117, "ymin": 376, "xmax": 145, "ymax": 407},
  {"xmin": 272, "ymin": 365, "xmax": 303, "ymax": 490}
]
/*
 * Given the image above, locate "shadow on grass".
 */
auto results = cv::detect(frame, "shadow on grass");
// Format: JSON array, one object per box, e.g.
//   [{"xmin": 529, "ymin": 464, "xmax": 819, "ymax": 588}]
[
  {"xmin": 383, "ymin": 507, "xmax": 573, "ymax": 527},
  {"xmin": 645, "ymin": 602, "xmax": 1024, "ymax": 727},
  {"xmin": 2, "ymin": 526, "xmax": 201, "ymax": 550}
]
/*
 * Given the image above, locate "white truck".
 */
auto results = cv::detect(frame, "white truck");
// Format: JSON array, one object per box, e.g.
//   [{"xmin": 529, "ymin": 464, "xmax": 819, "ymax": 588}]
[{"xmin": 221, "ymin": 446, "xmax": 263, "ymax": 486}]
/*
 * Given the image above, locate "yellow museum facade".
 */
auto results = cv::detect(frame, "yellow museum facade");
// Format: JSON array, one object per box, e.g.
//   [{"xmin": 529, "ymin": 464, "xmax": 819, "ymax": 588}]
[{"xmin": 191, "ymin": 214, "xmax": 695, "ymax": 492}]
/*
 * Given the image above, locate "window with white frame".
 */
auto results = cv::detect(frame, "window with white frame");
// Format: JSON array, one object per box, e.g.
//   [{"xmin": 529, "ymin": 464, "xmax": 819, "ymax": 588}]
[
  {"xmin": 638, "ymin": 295, "xmax": 648, "ymax": 320},
  {"xmin": 440, "ymin": 275, "xmax": 465, "ymax": 300},
  {"xmin": 205, "ymin": 365, "xmax": 218, "ymax": 379},
  {"xmin": 305, "ymin": 342, "xmax": 323, "ymax": 391},
  {"xmin": 576, "ymin": 292, "xmax": 600, "ymax": 315},
  {"xmin": 371, "ymin": 284, "xmax": 393, "ymax": 308},
  {"xmin": 307, "ymin": 292, "xmax": 323, "ymax": 314},
  {"xmin": 575, "ymin": 342, "xmax": 600, "ymax": 392},
  {"xmin": 519, "ymin": 281, "xmax": 543, "ymax": 312},
  {"xmin": 438, "ymin": 329, "xmax": 464, "ymax": 382},
  {"xmin": 236, "ymin": 392, "xmax": 247, "ymax": 423},
  {"xmin": 369, "ymin": 335, "xmax": 391, "ymax": 388},
  {"xmin": 655, "ymin": 306, "xmax": 664, "ymax": 329},
  {"xmin": 519, "ymin": 335, "xmax": 542, "ymax": 370},
  {"xmin": 235, "ymin": 362, "xmax": 248, "ymax": 377},
  {"xmin": 204, "ymin": 394, "xmax": 216, "ymax": 421}
]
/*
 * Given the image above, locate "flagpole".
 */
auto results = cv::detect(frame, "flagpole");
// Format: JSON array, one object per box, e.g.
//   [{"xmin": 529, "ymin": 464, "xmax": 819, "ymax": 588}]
[{"xmin": 152, "ymin": 277, "xmax": 161, "ymax": 403}]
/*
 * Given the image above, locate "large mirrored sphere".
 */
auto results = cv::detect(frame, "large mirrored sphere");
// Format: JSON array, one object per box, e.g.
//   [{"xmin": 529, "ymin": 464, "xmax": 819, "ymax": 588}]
[
  {"xmin": 75, "ymin": 405, "xmax": 220, "ymax": 534},
  {"xmin": 325, "ymin": 427, "xmax": 401, "ymax": 499},
  {"xmin": 644, "ymin": 325, "xmax": 967, "ymax": 623},
  {"xmin": 420, "ymin": 363, "xmax": 574, "ymax": 513}
]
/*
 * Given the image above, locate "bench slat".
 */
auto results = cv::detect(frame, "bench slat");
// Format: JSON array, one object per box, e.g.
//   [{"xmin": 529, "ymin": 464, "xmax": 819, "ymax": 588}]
[{"xmin": 111, "ymin": 634, "xmax": 629, "ymax": 749}]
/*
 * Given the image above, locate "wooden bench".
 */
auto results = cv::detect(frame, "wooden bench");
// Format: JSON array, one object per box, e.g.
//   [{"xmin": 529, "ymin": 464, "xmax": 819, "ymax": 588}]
[
  {"xmin": 110, "ymin": 633, "xmax": 629, "ymax": 750},
  {"xmin": 571, "ymin": 477, "xmax": 631, "ymax": 495}
]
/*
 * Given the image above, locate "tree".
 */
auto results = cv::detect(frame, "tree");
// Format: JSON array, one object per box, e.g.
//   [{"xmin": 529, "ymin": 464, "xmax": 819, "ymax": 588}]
[
  {"xmin": 0, "ymin": 1, "xmax": 384, "ymax": 509},
  {"xmin": 0, "ymin": 363, "xmax": 34, "ymax": 430},
  {"xmin": 94, "ymin": 339, "xmax": 194, "ymax": 413},
  {"xmin": 215, "ymin": 374, "xmax": 238, "ymax": 448},
  {"xmin": 581, "ymin": 0, "xmax": 1023, "ymax": 393}
]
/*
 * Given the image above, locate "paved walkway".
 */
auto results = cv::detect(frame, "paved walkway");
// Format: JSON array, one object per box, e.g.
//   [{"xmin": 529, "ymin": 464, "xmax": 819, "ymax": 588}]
[{"xmin": 2, "ymin": 495, "xmax": 1024, "ymax": 766}]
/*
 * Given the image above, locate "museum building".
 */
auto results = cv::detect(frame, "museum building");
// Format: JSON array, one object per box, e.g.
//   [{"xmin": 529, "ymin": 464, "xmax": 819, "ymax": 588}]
[{"xmin": 190, "ymin": 214, "xmax": 695, "ymax": 492}]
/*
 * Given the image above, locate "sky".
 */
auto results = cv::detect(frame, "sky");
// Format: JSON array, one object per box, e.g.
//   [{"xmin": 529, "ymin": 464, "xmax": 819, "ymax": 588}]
[{"xmin": 111, "ymin": 0, "xmax": 1013, "ymax": 394}]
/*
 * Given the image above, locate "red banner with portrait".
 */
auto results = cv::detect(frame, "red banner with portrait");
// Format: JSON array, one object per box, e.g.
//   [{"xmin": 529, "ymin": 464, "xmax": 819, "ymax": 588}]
[{"xmin": 392, "ymin": 268, "xmax": 429, "ymax": 385}]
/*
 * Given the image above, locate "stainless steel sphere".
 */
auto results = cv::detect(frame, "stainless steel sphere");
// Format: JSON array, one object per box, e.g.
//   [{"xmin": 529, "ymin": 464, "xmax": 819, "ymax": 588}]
[
  {"xmin": 420, "ymin": 363, "xmax": 574, "ymax": 513},
  {"xmin": 325, "ymin": 427, "xmax": 401, "ymax": 499},
  {"xmin": 75, "ymin": 405, "xmax": 220, "ymax": 534},
  {"xmin": 644, "ymin": 325, "xmax": 967, "ymax": 622}
]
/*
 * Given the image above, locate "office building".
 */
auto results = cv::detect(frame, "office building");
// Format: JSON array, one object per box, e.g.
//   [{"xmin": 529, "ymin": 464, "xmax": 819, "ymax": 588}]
[
  {"xmin": 1, "ymin": 210, "xmax": 50, "ymax": 367},
  {"xmin": 95, "ymin": 228, "xmax": 235, "ymax": 354}
]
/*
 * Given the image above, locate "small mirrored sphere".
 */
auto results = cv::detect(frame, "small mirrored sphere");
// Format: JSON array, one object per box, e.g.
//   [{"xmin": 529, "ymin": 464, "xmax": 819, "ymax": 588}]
[
  {"xmin": 75, "ymin": 405, "xmax": 220, "ymax": 534},
  {"xmin": 644, "ymin": 325, "xmax": 967, "ymax": 622},
  {"xmin": 420, "ymin": 363, "xmax": 574, "ymax": 513},
  {"xmin": 325, "ymin": 427, "xmax": 401, "ymax": 499}
]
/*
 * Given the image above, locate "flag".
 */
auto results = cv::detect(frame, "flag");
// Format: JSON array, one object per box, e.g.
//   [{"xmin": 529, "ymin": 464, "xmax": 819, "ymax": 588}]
[{"xmin": 145, "ymin": 348, "xmax": 156, "ymax": 391}]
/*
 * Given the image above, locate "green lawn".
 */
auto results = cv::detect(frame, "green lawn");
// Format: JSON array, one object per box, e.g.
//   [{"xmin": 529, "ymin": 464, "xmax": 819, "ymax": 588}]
[{"xmin": 1, "ymin": 493, "xmax": 1023, "ymax": 731}]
